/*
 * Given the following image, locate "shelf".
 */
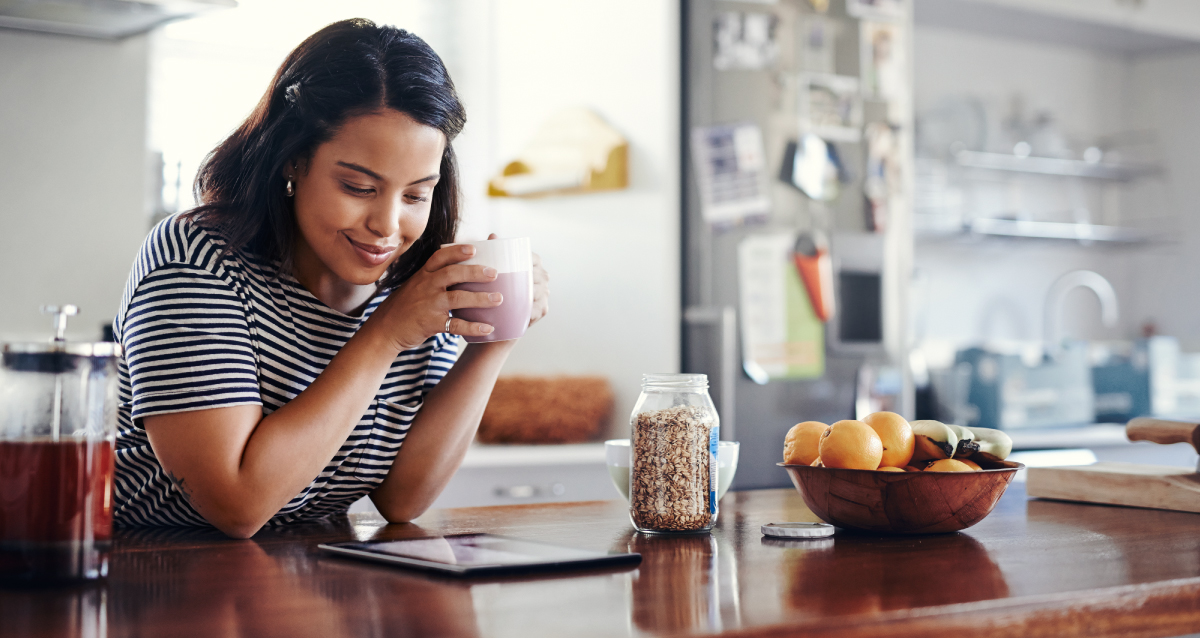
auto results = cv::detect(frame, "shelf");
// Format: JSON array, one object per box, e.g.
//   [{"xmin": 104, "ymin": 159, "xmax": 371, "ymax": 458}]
[
  {"xmin": 968, "ymin": 219, "xmax": 1155, "ymax": 244},
  {"xmin": 955, "ymin": 150, "xmax": 1162, "ymax": 181},
  {"xmin": 915, "ymin": 218, "xmax": 1158, "ymax": 245}
]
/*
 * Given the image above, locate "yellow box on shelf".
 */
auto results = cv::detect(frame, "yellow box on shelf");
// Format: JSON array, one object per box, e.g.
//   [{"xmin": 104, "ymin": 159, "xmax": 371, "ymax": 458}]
[{"xmin": 488, "ymin": 108, "xmax": 628, "ymax": 198}]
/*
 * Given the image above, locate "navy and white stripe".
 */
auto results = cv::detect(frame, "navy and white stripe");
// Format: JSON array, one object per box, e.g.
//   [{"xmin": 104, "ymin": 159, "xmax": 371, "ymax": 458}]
[{"xmin": 112, "ymin": 215, "xmax": 460, "ymax": 528}]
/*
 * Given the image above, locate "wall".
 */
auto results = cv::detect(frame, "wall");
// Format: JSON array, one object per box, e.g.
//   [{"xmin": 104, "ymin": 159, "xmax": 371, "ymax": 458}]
[
  {"xmin": 476, "ymin": 0, "xmax": 682, "ymax": 437},
  {"xmin": 912, "ymin": 24, "xmax": 1141, "ymax": 352},
  {"xmin": 1123, "ymin": 50, "xmax": 1200, "ymax": 348},
  {"xmin": 0, "ymin": 29, "xmax": 150, "ymax": 342}
]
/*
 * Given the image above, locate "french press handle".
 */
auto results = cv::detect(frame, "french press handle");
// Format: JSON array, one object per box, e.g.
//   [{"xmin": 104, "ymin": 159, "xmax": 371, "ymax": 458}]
[{"xmin": 40, "ymin": 305, "xmax": 79, "ymax": 342}]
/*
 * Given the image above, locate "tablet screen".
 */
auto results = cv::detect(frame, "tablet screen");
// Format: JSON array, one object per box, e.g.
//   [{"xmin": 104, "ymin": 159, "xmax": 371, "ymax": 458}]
[{"xmin": 337, "ymin": 534, "xmax": 606, "ymax": 567}]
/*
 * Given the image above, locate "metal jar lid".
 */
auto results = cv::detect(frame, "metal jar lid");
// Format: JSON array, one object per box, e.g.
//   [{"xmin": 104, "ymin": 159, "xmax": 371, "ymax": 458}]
[
  {"xmin": 761, "ymin": 522, "xmax": 835, "ymax": 538},
  {"xmin": 2, "ymin": 305, "xmax": 121, "ymax": 372}
]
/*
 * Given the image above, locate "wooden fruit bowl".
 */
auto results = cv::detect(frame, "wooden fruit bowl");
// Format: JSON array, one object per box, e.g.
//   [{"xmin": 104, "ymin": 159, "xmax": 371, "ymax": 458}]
[{"xmin": 779, "ymin": 459, "xmax": 1024, "ymax": 534}]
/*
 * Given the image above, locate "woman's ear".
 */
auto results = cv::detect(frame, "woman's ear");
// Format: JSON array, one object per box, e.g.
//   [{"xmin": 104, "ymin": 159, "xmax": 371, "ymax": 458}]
[{"xmin": 283, "ymin": 157, "xmax": 308, "ymax": 180}]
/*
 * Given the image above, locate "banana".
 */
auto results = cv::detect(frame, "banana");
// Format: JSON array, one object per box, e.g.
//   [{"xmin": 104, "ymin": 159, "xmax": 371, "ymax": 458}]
[
  {"xmin": 964, "ymin": 426, "xmax": 1013, "ymax": 461},
  {"xmin": 945, "ymin": 423, "xmax": 981, "ymax": 458},
  {"xmin": 909, "ymin": 420, "xmax": 957, "ymax": 462}
]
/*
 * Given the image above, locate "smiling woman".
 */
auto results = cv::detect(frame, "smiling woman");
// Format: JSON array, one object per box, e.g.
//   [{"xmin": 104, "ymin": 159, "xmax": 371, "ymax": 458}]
[{"xmin": 112, "ymin": 18, "xmax": 550, "ymax": 538}]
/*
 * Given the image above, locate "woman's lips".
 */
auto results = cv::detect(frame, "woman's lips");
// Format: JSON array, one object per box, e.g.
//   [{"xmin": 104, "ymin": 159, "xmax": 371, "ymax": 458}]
[{"xmin": 345, "ymin": 234, "xmax": 397, "ymax": 267}]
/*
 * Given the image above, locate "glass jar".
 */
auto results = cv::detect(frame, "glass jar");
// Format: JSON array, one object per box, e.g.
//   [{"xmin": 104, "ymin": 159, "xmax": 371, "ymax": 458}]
[
  {"xmin": 0, "ymin": 306, "xmax": 120, "ymax": 583},
  {"xmin": 629, "ymin": 373, "xmax": 719, "ymax": 534}
]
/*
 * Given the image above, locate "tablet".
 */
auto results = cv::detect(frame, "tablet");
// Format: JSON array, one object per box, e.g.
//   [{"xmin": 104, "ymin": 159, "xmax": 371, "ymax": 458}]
[{"xmin": 318, "ymin": 533, "xmax": 642, "ymax": 576}]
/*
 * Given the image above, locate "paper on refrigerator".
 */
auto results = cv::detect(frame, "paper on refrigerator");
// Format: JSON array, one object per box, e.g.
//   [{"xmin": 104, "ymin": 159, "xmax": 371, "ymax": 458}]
[
  {"xmin": 690, "ymin": 123, "xmax": 771, "ymax": 227},
  {"xmin": 738, "ymin": 233, "xmax": 825, "ymax": 383}
]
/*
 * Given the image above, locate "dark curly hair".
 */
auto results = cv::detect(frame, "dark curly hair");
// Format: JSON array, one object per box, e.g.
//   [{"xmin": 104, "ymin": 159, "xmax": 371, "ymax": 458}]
[{"xmin": 187, "ymin": 18, "xmax": 466, "ymax": 289}]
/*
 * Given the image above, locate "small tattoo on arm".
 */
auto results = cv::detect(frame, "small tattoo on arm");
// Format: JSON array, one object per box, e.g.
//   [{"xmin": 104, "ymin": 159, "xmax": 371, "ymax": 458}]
[{"xmin": 167, "ymin": 470, "xmax": 195, "ymax": 506}]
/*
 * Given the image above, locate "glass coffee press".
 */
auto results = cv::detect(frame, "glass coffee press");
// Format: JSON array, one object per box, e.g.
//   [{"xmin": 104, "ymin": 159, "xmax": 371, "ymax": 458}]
[{"xmin": 0, "ymin": 305, "xmax": 120, "ymax": 582}]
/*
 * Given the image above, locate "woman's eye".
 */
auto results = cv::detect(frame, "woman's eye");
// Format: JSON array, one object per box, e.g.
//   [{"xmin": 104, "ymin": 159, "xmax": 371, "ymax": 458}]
[
  {"xmin": 342, "ymin": 183, "xmax": 374, "ymax": 195},
  {"xmin": 405, "ymin": 194, "xmax": 429, "ymax": 203}
]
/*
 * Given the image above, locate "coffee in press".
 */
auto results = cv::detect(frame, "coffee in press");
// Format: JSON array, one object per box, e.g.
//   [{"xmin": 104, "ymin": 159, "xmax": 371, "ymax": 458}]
[{"xmin": 0, "ymin": 306, "xmax": 120, "ymax": 583}]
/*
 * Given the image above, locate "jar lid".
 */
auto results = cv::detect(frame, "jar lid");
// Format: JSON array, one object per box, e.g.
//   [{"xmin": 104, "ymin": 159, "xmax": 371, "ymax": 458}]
[
  {"xmin": 2, "ymin": 305, "xmax": 122, "ymax": 371},
  {"xmin": 761, "ymin": 522, "xmax": 835, "ymax": 538},
  {"xmin": 641, "ymin": 373, "xmax": 708, "ymax": 389},
  {"xmin": 3, "ymin": 342, "xmax": 121, "ymax": 357}
]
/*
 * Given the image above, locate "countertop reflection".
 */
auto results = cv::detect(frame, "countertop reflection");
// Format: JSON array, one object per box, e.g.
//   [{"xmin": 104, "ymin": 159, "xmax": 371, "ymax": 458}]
[{"xmin": 7, "ymin": 486, "xmax": 1200, "ymax": 637}]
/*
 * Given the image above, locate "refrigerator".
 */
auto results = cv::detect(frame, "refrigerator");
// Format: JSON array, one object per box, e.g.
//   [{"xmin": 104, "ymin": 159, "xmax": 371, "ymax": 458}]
[{"xmin": 681, "ymin": 0, "xmax": 916, "ymax": 489}]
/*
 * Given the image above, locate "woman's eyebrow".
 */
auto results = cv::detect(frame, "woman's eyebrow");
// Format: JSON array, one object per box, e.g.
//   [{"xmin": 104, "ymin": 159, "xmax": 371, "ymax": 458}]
[
  {"xmin": 336, "ymin": 161, "xmax": 384, "ymax": 181},
  {"xmin": 335, "ymin": 161, "xmax": 438, "ymax": 187},
  {"xmin": 407, "ymin": 174, "xmax": 440, "ymax": 186}
]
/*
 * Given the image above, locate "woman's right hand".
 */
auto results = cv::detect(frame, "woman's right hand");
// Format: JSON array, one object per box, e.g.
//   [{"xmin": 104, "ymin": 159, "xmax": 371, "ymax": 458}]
[{"xmin": 373, "ymin": 244, "xmax": 502, "ymax": 351}]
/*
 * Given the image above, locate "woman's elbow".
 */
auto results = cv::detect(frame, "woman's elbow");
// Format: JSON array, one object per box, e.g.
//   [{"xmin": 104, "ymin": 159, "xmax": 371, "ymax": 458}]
[
  {"xmin": 197, "ymin": 502, "xmax": 271, "ymax": 539},
  {"xmin": 372, "ymin": 495, "xmax": 430, "ymax": 524},
  {"xmin": 215, "ymin": 521, "xmax": 264, "ymax": 539},
  {"xmin": 378, "ymin": 504, "xmax": 425, "ymax": 524}
]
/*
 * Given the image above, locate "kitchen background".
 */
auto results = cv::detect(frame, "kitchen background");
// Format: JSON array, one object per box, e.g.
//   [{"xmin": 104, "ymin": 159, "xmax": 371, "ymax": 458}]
[{"xmin": 4, "ymin": 0, "xmax": 1200, "ymax": 508}]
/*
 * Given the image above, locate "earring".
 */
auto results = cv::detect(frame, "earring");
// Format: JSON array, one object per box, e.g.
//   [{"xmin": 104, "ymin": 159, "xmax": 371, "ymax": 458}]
[{"xmin": 285, "ymin": 179, "xmax": 295, "ymax": 197}]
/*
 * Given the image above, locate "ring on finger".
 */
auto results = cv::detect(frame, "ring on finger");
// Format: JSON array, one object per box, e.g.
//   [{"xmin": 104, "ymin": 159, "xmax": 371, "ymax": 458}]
[{"xmin": 445, "ymin": 315, "xmax": 453, "ymax": 333}]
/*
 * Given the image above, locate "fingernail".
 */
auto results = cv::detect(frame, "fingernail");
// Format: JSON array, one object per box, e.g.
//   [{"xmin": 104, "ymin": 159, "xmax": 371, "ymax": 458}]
[
  {"xmin": 481, "ymin": 325, "xmax": 494, "ymax": 334},
  {"xmin": 462, "ymin": 245, "xmax": 475, "ymax": 255},
  {"xmin": 484, "ymin": 267, "xmax": 497, "ymax": 278},
  {"xmin": 489, "ymin": 293, "xmax": 503, "ymax": 303}
]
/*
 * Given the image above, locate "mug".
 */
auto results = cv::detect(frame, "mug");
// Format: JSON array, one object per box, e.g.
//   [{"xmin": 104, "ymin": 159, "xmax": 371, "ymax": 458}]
[
  {"xmin": 605, "ymin": 439, "xmax": 740, "ymax": 501},
  {"xmin": 443, "ymin": 237, "xmax": 533, "ymax": 343}
]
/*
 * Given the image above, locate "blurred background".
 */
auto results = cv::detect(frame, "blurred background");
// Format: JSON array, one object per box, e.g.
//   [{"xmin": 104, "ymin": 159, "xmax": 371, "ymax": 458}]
[{"xmin": 5, "ymin": 0, "xmax": 1200, "ymax": 507}]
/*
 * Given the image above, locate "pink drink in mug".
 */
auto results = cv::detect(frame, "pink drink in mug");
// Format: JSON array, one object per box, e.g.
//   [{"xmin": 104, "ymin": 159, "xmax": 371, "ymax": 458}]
[{"xmin": 443, "ymin": 237, "xmax": 533, "ymax": 343}]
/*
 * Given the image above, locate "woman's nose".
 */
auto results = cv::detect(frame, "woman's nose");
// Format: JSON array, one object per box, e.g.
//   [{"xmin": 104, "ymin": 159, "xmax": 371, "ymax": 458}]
[{"xmin": 364, "ymin": 193, "xmax": 402, "ymax": 238}]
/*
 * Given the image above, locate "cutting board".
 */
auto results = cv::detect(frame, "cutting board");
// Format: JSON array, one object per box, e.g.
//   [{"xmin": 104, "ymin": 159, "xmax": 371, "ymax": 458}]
[
  {"xmin": 1025, "ymin": 418, "xmax": 1200, "ymax": 514},
  {"xmin": 1026, "ymin": 463, "xmax": 1200, "ymax": 514}
]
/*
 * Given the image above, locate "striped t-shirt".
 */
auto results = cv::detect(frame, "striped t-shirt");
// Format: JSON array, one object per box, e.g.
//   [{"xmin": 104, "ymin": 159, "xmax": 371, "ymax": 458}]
[{"xmin": 112, "ymin": 215, "xmax": 460, "ymax": 528}]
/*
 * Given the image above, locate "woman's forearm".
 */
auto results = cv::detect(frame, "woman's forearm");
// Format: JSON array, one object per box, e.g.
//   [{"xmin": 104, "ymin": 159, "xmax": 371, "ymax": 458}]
[
  {"xmin": 146, "ymin": 318, "xmax": 401, "ymax": 538},
  {"xmin": 234, "ymin": 321, "xmax": 402, "ymax": 507},
  {"xmin": 369, "ymin": 338, "xmax": 516, "ymax": 521}
]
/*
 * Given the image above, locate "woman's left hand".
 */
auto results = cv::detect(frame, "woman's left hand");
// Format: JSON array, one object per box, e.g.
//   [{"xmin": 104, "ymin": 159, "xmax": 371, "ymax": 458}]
[{"xmin": 529, "ymin": 251, "xmax": 549, "ymax": 327}]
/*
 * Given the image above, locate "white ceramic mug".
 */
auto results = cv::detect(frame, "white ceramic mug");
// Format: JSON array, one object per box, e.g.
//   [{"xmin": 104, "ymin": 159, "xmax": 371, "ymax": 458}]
[{"xmin": 442, "ymin": 237, "xmax": 533, "ymax": 343}]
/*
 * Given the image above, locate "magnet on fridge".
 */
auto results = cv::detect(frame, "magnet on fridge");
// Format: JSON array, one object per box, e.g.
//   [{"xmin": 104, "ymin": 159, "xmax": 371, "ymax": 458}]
[{"xmin": 792, "ymin": 231, "xmax": 835, "ymax": 323}]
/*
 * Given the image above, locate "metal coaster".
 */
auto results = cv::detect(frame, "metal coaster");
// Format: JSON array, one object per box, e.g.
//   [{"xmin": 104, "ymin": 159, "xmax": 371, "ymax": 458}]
[{"xmin": 761, "ymin": 522, "xmax": 835, "ymax": 538}]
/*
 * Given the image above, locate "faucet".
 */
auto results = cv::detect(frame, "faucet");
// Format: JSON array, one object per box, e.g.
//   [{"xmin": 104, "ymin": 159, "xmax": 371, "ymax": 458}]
[{"xmin": 1043, "ymin": 270, "xmax": 1119, "ymax": 350}]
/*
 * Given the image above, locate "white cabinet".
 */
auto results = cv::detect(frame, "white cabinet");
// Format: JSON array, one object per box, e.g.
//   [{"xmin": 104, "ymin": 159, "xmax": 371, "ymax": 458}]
[{"xmin": 350, "ymin": 444, "xmax": 617, "ymax": 515}]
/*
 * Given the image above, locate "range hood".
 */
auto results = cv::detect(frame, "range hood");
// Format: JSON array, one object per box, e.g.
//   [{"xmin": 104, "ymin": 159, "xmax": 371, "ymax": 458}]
[{"xmin": 0, "ymin": 0, "xmax": 235, "ymax": 40}]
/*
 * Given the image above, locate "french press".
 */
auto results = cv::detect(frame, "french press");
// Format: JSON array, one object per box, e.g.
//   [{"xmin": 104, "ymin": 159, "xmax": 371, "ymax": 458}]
[{"xmin": 0, "ymin": 306, "xmax": 121, "ymax": 582}]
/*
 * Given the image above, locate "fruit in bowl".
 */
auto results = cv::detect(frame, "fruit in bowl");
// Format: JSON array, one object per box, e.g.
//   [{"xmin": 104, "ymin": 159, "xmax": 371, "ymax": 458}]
[{"xmin": 780, "ymin": 413, "xmax": 1022, "ymax": 534}]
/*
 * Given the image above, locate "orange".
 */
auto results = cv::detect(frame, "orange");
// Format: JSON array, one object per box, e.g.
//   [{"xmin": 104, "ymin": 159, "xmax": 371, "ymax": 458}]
[
  {"xmin": 924, "ymin": 459, "xmax": 974, "ymax": 472},
  {"xmin": 957, "ymin": 458, "xmax": 982, "ymax": 471},
  {"xmin": 810, "ymin": 457, "xmax": 824, "ymax": 467},
  {"xmin": 784, "ymin": 421, "xmax": 829, "ymax": 466},
  {"xmin": 818, "ymin": 420, "xmax": 883, "ymax": 470},
  {"xmin": 877, "ymin": 466, "xmax": 905, "ymax": 473},
  {"xmin": 862, "ymin": 411, "xmax": 915, "ymax": 468}
]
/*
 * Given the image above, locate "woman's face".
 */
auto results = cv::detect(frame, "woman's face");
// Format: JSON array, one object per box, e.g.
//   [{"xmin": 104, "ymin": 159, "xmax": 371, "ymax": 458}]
[{"xmin": 290, "ymin": 109, "xmax": 446, "ymax": 287}]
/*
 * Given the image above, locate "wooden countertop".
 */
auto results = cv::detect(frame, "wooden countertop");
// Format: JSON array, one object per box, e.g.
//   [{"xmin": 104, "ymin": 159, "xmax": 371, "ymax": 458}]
[{"xmin": 7, "ymin": 484, "xmax": 1200, "ymax": 638}]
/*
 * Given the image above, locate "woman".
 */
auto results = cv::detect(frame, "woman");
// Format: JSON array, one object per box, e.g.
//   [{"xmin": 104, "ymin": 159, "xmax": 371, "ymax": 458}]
[{"xmin": 113, "ymin": 19, "xmax": 548, "ymax": 538}]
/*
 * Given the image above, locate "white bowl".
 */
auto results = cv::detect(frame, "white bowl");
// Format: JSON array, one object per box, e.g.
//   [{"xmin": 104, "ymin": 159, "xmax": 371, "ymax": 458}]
[{"xmin": 605, "ymin": 439, "xmax": 739, "ymax": 501}]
